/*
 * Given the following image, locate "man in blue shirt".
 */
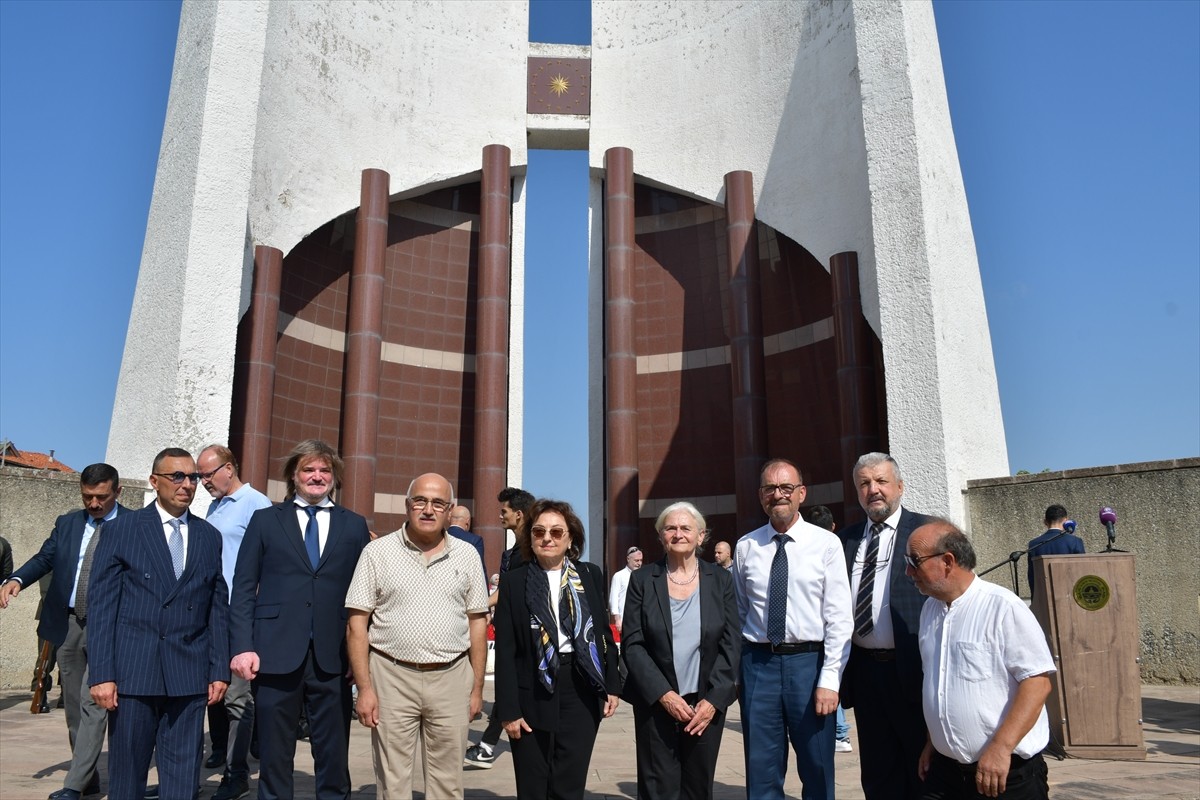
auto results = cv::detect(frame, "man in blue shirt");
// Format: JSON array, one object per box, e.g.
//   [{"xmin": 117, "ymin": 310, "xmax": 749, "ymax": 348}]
[
  {"xmin": 448, "ymin": 505, "xmax": 486, "ymax": 576},
  {"xmin": 1027, "ymin": 504, "xmax": 1085, "ymax": 599},
  {"xmin": 198, "ymin": 444, "xmax": 272, "ymax": 800}
]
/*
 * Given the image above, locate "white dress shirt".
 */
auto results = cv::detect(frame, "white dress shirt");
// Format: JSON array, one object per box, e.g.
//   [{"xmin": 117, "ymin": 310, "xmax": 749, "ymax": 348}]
[
  {"xmin": 733, "ymin": 516, "xmax": 853, "ymax": 692},
  {"xmin": 848, "ymin": 506, "xmax": 903, "ymax": 649},
  {"xmin": 293, "ymin": 498, "xmax": 335, "ymax": 557},
  {"xmin": 609, "ymin": 566, "xmax": 633, "ymax": 619},
  {"xmin": 920, "ymin": 575, "xmax": 1056, "ymax": 763},
  {"xmin": 155, "ymin": 502, "xmax": 189, "ymax": 564}
]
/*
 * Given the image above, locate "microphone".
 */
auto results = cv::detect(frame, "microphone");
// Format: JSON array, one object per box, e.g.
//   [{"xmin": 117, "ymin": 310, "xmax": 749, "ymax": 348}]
[
  {"xmin": 1063, "ymin": 519, "xmax": 1076, "ymax": 534},
  {"xmin": 1099, "ymin": 506, "xmax": 1117, "ymax": 545}
]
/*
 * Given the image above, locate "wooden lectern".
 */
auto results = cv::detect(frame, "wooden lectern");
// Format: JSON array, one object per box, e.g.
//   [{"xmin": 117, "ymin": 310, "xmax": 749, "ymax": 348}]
[{"xmin": 1031, "ymin": 552, "xmax": 1146, "ymax": 760}]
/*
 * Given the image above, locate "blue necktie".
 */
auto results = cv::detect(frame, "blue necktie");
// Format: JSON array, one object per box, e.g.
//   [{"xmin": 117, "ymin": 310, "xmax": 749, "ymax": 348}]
[
  {"xmin": 168, "ymin": 518, "xmax": 185, "ymax": 579},
  {"xmin": 767, "ymin": 533, "xmax": 791, "ymax": 646},
  {"xmin": 304, "ymin": 506, "xmax": 321, "ymax": 569}
]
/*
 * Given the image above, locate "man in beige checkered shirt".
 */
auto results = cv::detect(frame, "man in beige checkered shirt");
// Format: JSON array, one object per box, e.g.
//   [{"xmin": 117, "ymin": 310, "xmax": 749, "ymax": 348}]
[{"xmin": 345, "ymin": 472, "xmax": 490, "ymax": 797}]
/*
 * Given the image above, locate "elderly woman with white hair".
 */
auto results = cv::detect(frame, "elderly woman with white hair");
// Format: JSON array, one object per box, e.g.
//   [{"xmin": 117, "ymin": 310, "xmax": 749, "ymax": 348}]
[{"xmin": 619, "ymin": 502, "xmax": 740, "ymax": 800}]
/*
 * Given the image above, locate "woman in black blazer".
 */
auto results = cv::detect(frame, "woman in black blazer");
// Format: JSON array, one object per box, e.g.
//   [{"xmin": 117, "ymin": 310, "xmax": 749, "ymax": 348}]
[
  {"xmin": 620, "ymin": 501, "xmax": 740, "ymax": 800},
  {"xmin": 492, "ymin": 498, "xmax": 621, "ymax": 799}
]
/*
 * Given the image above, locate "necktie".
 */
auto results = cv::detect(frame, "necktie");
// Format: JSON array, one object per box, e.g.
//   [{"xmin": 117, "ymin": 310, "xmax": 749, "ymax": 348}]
[
  {"xmin": 168, "ymin": 518, "xmax": 185, "ymax": 579},
  {"xmin": 304, "ymin": 506, "xmax": 321, "ymax": 569},
  {"xmin": 74, "ymin": 519, "xmax": 103, "ymax": 620},
  {"xmin": 766, "ymin": 533, "xmax": 791, "ymax": 646},
  {"xmin": 854, "ymin": 523, "xmax": 883, "ymax": 638}
]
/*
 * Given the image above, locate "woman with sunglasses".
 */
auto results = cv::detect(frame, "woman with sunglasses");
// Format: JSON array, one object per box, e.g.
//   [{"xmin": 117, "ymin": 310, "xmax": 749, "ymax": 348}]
[
  {"xmin": 492, "ymin": 498, "xmax": 621, "ymax": 798},
  {"xmin": 620, "ymin": 502, "xmax": 740, "ymax": 800}
]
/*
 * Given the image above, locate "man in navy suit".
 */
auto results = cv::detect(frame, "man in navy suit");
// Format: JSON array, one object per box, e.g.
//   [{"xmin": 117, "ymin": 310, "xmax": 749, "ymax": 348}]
[
  {"xmin": 87, "ymin": 449, "xmax": 231, "ymax": 800},
  {"xmin": 1026, "ymin": 504, "xmax": 1084, "ymax": 599},
  {"xmin": 448, "ymin": 504, "xmax": 486, "ymax": 575},
  {"xmin": 839, "ymin": 452, "xmax": 935, "ymax": 800},
  {"xmin": 229, "ymin": 439, "xmax": 370, "ymax": 800},
  {"xmin": 1, "ymin": 463, "xmax": 128, "ymax": 800}
]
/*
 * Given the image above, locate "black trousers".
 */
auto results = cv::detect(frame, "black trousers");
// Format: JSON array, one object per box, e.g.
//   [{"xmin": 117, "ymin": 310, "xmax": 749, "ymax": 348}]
[
  {"xmin": 253, "ymin": 644, "xmax": 352, "ymax": 800},
  {"xmin": 849, "ymin": 649, "xmax": 928, "ymax": 799},
  {"xmin": 633, "ymin": 693, "xmax": 725, "ymax": 800},
  {"xmin": 921, "ymin": 751, "xmax": 1048, "ymax": 800},
  {"xmin": 510, "ymin": 656, "xmax": 604, "ymax": 800}
]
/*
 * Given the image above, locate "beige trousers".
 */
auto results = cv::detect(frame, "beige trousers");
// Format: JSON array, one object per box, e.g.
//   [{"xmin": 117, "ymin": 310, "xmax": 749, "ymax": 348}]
[{"xmin": 369, "ymin": 652, "xmax": 472, "ymax": 798}]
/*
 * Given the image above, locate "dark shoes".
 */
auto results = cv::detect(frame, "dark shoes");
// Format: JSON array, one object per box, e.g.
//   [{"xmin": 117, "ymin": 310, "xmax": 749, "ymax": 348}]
[
  {"xmin": 47, "ymin": 790, "xmax": 82, "ymax": 800},
  {"xmin": 212, "ymin": 775, "xmax": 250, "ymax": 800},
  {"xmin": 204, "ymin": 750, "xmax": 227, "ymax": 769}
]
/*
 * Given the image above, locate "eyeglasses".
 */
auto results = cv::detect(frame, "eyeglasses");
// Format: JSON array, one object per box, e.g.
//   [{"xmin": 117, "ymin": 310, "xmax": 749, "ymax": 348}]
[
  {"xmin": 408, "ymin": 496, "xmax": 451, "ymax": 513},
  {"xmin": 904, "ymin": 551, "xmax": 947, "ymax": 570},
  {"xmin": 855, "ymin": 537, "xmax": 895, "ymax": 572},
  {"xmin": 199, "ymin": 462, "xmax": 229, "ymax": 481},
  {"xmin": 154, "ymin": 472, "xmax": 201, "ymax": 486},
  {"xmin": 759, "ymin": 483, "xmax": 800, "ymax": 497},
  {"xmin": 531, "ymin": 525, "xmax": 568, "ymax": 541}
]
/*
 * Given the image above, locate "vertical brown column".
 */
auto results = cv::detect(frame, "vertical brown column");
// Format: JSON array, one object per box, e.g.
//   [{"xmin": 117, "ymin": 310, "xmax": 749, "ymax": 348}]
[
  {"xmin": 831, "ymin": 250, "xmax": 880, "ymax": 527},
  {"xmin": 230, "ymin": 244, "xmax": 283, "ymax": 493},
  {"xmin": 604, "ymin": 148, "xmax": 640, "ymax": 572},
  {"xmin": 474, "ymin": 144, "xmax": 512, "ymax": 579},
  {"xmin": 340, "ymin": 168, "xmax": 389, "ymax": 527},
  {"xmin": 723, "ymin": 171, "xmax": 769, "ymax": 535}
]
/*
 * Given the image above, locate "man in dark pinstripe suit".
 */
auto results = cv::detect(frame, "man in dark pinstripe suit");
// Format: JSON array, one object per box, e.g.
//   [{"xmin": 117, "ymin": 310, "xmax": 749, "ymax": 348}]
[{"xmin": 88, "ymin": 448, "xmax": 231, "ymax": 800}]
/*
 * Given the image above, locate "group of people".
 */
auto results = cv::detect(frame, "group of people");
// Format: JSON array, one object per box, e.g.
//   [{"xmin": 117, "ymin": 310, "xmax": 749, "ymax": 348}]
[{"xmin": 1, "ymin": 442, "xmax": 1071, "ymax": 800}]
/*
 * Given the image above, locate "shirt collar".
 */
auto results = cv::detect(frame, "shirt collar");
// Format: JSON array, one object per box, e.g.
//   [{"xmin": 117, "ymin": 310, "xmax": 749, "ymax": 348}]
[{"xmin": 154, "ymin": 501, "xmax": 188, "ymax": 526}]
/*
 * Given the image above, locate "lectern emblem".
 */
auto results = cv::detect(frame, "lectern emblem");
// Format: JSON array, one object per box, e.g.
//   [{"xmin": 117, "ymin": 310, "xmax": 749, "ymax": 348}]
[{"xmin": 1072, "ymin": 575, "xmax": 1110, "ymax": 611}]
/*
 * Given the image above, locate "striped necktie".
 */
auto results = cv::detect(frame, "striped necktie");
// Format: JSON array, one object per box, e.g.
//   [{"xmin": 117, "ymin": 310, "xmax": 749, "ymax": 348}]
[{"xmin": 854, "ymin": 523, "xmax": 883, "ymax": 637}]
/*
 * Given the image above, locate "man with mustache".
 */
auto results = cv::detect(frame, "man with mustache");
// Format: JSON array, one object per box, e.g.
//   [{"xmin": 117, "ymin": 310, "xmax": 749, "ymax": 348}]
[
  {"xmin": 733, "ymin": 458, "xmax": 852, "ymax": 800},
  {"xmin": 838, "ymin": 452, "xmax": 935, "ymax": 800}
]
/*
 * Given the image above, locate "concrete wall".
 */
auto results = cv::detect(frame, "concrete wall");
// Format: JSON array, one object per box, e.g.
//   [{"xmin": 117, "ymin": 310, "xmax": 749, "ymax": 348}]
[
  {"xmin": 964, "ymin": 458, "xmax": 1200, "ymax": 684},
  {"xmin": 0, "ymin": 468, "xmax": 147, "ymax": 690}
]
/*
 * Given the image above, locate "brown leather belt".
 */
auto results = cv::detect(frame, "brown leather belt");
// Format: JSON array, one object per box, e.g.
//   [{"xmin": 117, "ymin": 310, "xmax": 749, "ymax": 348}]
[{"xmin": 370, "ymin": 646, "xmax": 468, "ymax": 671}]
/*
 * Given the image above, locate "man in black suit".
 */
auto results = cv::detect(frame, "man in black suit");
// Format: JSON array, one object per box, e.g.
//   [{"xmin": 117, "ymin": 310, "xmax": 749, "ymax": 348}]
[
  {"xmin": 839, "ymin": 452, "xmax": 935, "ymax": 800},
  {"xmin": 229, "ymin": 439, "xmax": 370, "ymax": 800},
  {"xmin": 1, "ymin": 463, "xmax": 128, "ymax": 800},
  {"xmin": 87, "ymin": 449, "xmax": 230, "ymax": 800}
]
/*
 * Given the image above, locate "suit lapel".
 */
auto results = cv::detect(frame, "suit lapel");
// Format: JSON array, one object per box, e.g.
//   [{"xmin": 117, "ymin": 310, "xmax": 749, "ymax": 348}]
[
  {"xmin": 652, "ymin": 563, "xmax": 673, "ymax": 651},
  {"xmin": 65, "ymin": 511, "xmax": 88, "ymax": 577},
  {"xmin": 276, "ymin": 503, "xmax": 312, "ymax": 570},
  {"xmin": 142, "ymin": 507, "xmax": 178, "ymax": 593},
  {"xmin": 317, "ymin": 506, "xmax": 342, "ymax": 571}
]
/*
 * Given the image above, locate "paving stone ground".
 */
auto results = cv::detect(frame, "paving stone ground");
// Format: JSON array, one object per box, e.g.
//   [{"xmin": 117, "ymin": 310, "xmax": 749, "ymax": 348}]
[{"xmin": 0, "ymin": 681, "xmax": 1195, "ymax": 799}]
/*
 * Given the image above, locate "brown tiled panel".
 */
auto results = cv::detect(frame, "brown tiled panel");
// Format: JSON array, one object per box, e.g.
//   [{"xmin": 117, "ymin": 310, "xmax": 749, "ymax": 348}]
[
  {"xmin": 625, "ymin": 181, "xmax": 876, "ymax": 558},
  {"xmin": 232, "ymin": 182, "xmax": 484, "ymax": 531}
]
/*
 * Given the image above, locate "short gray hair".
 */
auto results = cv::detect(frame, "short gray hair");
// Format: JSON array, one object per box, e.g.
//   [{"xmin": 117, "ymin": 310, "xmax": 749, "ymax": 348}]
[
  {"xmin": 654, "ymin": 501, "xmax": 707, "ymax": 536},
  {"xmin": 853, "ymin": 452, "xmax": 903, "ymax": 483}
]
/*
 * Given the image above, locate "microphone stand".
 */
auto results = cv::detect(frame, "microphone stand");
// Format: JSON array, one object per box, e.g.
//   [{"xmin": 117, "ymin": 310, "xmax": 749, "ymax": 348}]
[{"xmin": 978, "ymin": 528, "xmax": 1074, "ymax": 596}]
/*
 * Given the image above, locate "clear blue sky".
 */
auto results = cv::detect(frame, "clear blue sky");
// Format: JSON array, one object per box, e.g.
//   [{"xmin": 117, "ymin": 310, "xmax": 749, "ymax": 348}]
[{"xmin": 1, "ymin": 1, "xmax": 1196, "ymax": 514}]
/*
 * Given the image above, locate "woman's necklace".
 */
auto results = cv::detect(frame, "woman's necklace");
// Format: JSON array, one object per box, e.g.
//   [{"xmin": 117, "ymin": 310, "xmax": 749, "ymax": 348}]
[{"xmin": 667, "ymin": 564, "xmax": 698, "ymax": 585}]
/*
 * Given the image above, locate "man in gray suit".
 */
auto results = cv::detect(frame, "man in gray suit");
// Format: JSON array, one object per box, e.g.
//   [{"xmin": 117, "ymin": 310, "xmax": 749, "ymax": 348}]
[
  {"xmin": 88, "ymin": 448, "xmax": 230, "ymax": 800},
  {"xmin": 838, "ymin": 452, "xmax": 935, "ymax": 800},
  {"xmin": 0, "ymin": 463, "xmax": 127, "ymax": 800}
]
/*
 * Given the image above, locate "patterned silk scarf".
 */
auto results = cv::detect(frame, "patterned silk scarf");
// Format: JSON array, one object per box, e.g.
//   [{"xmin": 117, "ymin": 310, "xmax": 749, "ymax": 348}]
[{"xmin": 525, "ymin": 558, "xmax": 607, "ymax": 696}]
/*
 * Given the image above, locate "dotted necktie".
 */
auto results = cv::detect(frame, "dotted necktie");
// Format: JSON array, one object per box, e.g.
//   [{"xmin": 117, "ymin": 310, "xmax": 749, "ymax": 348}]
[
  {"xmin": 766, "ymin": 533, "xmax": 791, "ymax": 646},
  {"xmin": 168, "ymin": 518, "xmax": 185, "ymax": 579},
  {"xmin": 74, "ymin": 519, "xmax": 104, "ymax": 620},
  {"xmin": 854, "ymin": 523, "xmax": 884, "ymax": 638},
  {"xmin": 304, "ymin": 506, "xmax": 322, "ymax": 569}
]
